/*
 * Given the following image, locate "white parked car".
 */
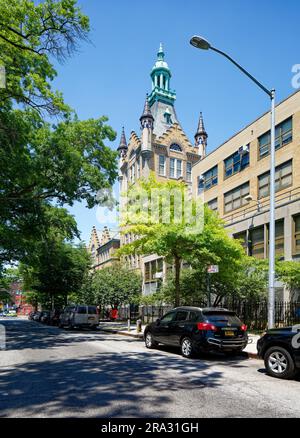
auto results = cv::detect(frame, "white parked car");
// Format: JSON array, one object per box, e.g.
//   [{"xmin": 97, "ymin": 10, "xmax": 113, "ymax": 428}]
[{"xmin": 59, "ymin": 305, "xmax": 99, "ymax": 329}]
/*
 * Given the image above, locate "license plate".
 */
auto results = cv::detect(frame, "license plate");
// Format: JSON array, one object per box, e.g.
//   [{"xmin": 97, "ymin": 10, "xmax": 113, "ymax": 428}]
[
  {"xmin": 224, "ymin": 330, "xmax": 235, "ymax": 337},
  {"xmin": 88, "ymin": 316, "xmax": 95, "ymax": 320}
]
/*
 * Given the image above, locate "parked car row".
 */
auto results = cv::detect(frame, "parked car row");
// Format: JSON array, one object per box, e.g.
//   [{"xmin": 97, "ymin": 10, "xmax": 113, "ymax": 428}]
[
  {"xmin": 28, "ymin": 309, "xmax": 61, "ymax": 325},
  {"xmin": 29, "ymin": 304, "xmax": 300, "ymax": 380},
  {"xmin": 0, "ymin": 309, "xmax": 17, "ymax": 317},
  {"xmin": 29, "ymin": 305, "xmax": 99, "ymax": 329}
]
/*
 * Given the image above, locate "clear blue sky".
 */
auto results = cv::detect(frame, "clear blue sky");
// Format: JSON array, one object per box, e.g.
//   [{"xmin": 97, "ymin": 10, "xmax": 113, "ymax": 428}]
[{"xmin": 52, "ymin": 0, "xmax": 300, "ymax": 245}]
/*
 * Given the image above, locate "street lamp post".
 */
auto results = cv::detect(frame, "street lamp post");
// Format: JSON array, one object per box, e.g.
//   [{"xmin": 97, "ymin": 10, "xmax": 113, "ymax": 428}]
[{"xmin": 190, "ymin": 36, "xmax": 276, "ymax": 328}]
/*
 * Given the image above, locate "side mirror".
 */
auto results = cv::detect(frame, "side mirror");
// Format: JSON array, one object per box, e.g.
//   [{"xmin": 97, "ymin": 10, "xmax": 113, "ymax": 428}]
[{"xmin": 156, "ymin": 318, "xmax": 161, "ymax": 325}]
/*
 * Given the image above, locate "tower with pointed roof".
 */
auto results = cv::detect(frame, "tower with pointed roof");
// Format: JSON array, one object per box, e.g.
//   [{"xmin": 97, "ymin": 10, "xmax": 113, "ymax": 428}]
[
  {"xmin": 194, "ymin": 112, "xmax": 208, "ymax": 158},
  {"xmin": 117, "ymin": 126, "xmax": 128, "ymax": 197},
  {"xmin": 140, "ymin": 94, "xmax": 154, "ymax": 178},
  {"xmin": 148, "ymin": 43, "xmax": 178, "ymax": 138},
  {"xmin": 116, "ymin": 44, "xmax": 208, "ymax": 294},
  {"xmin": 117, "ymin": 126, "xmax": 128, "ymax": 158}
]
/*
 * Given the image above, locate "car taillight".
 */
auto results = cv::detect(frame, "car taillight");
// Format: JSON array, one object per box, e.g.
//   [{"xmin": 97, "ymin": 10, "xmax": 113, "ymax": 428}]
[
  {"xmin": 240, "ymin": 324, "xmax": 247, "ymax": 331},
  {"xmin": 197, "ymin": 322, "xmax": 217, "ymax": 331}
]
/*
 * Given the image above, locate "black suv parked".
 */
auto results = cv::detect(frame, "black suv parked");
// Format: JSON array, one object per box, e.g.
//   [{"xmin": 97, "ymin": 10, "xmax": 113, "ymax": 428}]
[
  {"xmin": 257, "ymin": 326, "xmax": 300, "ymax": 379},
  {"xmin": 144, "ymin": 306, "xmax": 248, "ymax": 358}
]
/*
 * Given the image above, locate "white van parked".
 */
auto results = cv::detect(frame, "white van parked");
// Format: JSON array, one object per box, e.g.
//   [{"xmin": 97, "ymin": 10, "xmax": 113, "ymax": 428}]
[{"xmin": 59, "ymin": 305, "xmax": 99, "ymax": 329}]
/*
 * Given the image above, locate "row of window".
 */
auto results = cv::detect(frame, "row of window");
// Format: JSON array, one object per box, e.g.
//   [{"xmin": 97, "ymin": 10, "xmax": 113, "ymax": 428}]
[
  {"xmin": 258, "ymin": 117, "xmax": 292, "ymax": 158},
  {"xmin": 128, "ymin": 160, "xmax": 140, "ymax": 185},
  {"xmin": 258, "ymin": 160, "xmax": 292, "ymax": 198},
  {"xmin": 207, "ymin": 160, "xmax": 293, "ymax": 214},
  {"xmin": 159, "ymin": 155, "xmax": 192, "ymax": 182},
  {"xmin": 233, "ymin": 215, "xmax": 300, "ymax": 259},
  {"xmin": 198, "ymin": 117, "xmax": 293, "ymax": 193},
  {"xmin": 144, "ymin": 258, "xmax": 164, "ymax": 283},
  {"xmin": 125, "ymin": 254, "xmax": 140, "ymax": 269}
]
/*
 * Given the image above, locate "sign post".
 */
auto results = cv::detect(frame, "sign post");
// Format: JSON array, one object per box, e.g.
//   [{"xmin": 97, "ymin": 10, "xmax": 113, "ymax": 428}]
[{"xmin": 206, "ymin": 265, "xmax": 219, "ymax": 307}]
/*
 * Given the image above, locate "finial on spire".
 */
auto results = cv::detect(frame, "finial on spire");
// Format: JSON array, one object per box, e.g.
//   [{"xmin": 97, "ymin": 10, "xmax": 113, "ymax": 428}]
[
  {"xmin": 157, "ymin": 42, "xmax": 164, "ymax": 60},
  {"xmin": 117, "ymin": 126, "xmax": 128, "ymax": 156}
]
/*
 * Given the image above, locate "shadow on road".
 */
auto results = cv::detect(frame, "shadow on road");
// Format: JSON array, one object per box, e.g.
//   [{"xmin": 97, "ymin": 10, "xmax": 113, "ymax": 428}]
[
  {"xmin": 0, "ymin": 350, "xmax": 225, "ymax": 417},
  {"xmin": 0, "ymin": 319, "xmax": 254, "ymax": 417},
  {"xmin": 2, "ymin": 319, "xmax": 137, "ymax": 351}
]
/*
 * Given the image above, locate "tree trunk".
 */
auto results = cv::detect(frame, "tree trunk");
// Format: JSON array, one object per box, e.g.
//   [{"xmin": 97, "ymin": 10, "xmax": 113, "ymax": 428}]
[
  {"xmin": 51, "ymin": 293, "xmax": 55, "ymax": 310},
  {"xmin": 174, "ymin": 256, "xmax": 181, "ymax": 307}
]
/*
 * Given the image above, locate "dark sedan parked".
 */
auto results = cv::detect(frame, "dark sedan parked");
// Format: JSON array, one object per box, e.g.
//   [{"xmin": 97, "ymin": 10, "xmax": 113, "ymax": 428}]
[
  {"xmin": 257, "ymin": 325, "xmax": 300, "ymax": 379},
  {"xmin": 40, "ymin": 311, "xmax": 51, "ymax": 324},
  {"xmin": 144, "ymin": 306, "xmax": 248, "ymax": 358}
]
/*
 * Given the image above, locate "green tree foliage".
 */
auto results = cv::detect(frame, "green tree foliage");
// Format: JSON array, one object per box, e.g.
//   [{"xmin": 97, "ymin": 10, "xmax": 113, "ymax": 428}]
[
  {"xmin": 0, "ymin": 267, "xmax": 21, "ymax": 305},
  {"xmin": 118, "ymin": 175, "xmax": 203, "ymax": 306},
  {"xmin": 277, "ymin": 260, "xmax": 300, "ymax": 301},
  {"xmin": 0, "ymin": 0, "xmax": 89, "ymax": 114},
  {"xmin": 77, "ymin": 264, "xmax": 142, "ymax": 307},
  {"xmin": 21, "ymin": 240, "xmax": 91, "ymax": 308},
  {"xmin": 118, "ymin": 174, "xmax": 247, "ymax": 306},
  {"xmin": 160, "ymin": 258, "xmax": 268, "ymax": 306},
  {"xmin": 0, "ymin": 0, "xmax": 118, "ymax": 269}
]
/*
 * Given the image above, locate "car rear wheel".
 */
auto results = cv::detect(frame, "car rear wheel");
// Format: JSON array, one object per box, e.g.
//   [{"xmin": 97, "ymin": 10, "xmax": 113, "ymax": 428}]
[
  {"xmin": 181, "ymin": 337, "xmax": 194, "ymax": 358},
  {"xmin": 145, "ymin": 332, "xmax": 158, "ymax": 349},
  {"xmin": 264, "ymin": 346, "xmax": 296, "ymax": 379}
]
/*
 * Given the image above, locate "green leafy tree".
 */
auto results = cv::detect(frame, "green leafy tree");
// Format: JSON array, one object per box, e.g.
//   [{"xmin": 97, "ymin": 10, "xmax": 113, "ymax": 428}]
[
  {"xmin": 0, "ymin": 0, "xmax": 118, "ymax": 268},
  {"xmin": 139, "ymin": 290, "xmax": 165, "ymax": 306},
  {"xmin": 21, "ymin": 240, "xmax": 91, "ymax": 309},
  {"xmin": 119, "ymin": 175, "xmax": 202, "ymax": 306},
  {"xmin": 86, "ymin": 264, "xmax": 142, "ymax": 308},
  {"xmin": 277, "ymin": 260, "xmax": 300, "ymax": 301},
  {"xmin": 119, "ymin": 174, "xmax": 246, "ymax": 306},
  {"xmin": 0, "ymin": 0, "xmax": 89, "ymax": 114},
  {"xmin": 0, "ymin": 267, "xmax": 21, "ymax": 306},
  {"xmin": 161, "ymin": 257, "xmax": 268, "ymax": 306}
]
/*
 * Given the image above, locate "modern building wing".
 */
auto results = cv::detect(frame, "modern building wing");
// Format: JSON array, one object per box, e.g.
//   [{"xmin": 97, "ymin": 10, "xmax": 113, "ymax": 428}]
[{"xmin": 192, "ymin": 89, "xmax": 300, "ymax": 301}]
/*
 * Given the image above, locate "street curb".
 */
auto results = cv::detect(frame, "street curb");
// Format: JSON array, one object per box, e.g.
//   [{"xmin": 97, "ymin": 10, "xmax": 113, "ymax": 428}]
[
  {"xmin": 99, "ymin": 327, "xmax": 260, "ymax": 358},
  {"xmin": 99, "ymin": 328, "xmax": 143, "ymax": 339},
  {"xmin": 246, "ymin": 352, "xmax": 260, "ymax": 359}
]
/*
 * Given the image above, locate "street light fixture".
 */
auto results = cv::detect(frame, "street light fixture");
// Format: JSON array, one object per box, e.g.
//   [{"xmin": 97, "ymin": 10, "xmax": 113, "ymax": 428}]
[
  {"xmin": 190, "ymin": 35, "xmax": 276, "ymax": 328},
  {"xmin": 244, "ymin": 194, "xmax": 262, "ymax": 212}
]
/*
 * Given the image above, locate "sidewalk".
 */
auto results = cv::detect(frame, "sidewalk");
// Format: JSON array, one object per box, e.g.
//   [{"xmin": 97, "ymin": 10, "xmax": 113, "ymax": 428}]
[
  {"xmin": 98, "ymin": 321, "xmax": 261, "ymax": 358},
  {"xmin": 99, "ymin": 321, "xmax": 145, "ymax": 339}
]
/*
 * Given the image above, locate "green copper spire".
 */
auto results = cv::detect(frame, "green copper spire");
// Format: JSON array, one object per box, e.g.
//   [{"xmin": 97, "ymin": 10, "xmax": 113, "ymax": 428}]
[
  {"xmin": 157, "ymin": 42, "xmax": 164, "ymax": 61},
  {"xmin": 148, "ymin": 43, "xmax": 176, "ymax": 108}
]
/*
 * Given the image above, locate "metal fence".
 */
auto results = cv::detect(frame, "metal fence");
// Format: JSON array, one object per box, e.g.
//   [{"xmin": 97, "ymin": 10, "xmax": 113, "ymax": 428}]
[
  {"xmin": 224, "ymin": 300, "xmax": 300, "ymax": 330},
  {"xmin": 115, "ymin": 301, "xmax": 300, "ymax": 330},
  {"xmin": 116, "ymin": 305, "xmax": 173, "ymax": 324}
]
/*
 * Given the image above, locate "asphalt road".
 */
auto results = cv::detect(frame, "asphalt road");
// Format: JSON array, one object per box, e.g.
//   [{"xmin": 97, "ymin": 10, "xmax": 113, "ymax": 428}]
[{"xmin": 0, "ymin": 318, "xmax": 300, "ymax": 418}]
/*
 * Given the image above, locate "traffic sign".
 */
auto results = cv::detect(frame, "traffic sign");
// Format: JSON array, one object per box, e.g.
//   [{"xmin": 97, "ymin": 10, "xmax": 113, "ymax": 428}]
[{"xmin": 207, "ymin": 265, "xmax": 219, "ymax": 274}]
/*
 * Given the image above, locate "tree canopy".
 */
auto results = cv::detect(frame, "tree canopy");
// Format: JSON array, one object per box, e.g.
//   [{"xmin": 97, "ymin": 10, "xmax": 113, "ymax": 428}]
[
  {"xmin": 118, "ymin": 174, "xmax": 247, "ymax": 306},
  {"xmin": 75, "ymin": 264, "xmax": 142, "ymax": 307},
  {"xmin": 21, "ymin": 239, "xmax": 91, "ymax": 308},
  {"xmin": 0, "ymin": 0, "xmax": 118, "ymax": 270}
]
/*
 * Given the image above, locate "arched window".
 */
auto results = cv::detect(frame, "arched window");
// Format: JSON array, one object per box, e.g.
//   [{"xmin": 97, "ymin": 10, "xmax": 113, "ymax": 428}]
[{"xmin": 170, "ymin": 143, "xmax": 182, "ymax": 152}]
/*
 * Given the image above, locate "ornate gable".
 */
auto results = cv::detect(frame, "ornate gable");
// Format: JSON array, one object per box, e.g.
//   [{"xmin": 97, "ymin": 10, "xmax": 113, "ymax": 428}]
[
  {"xmin": 127, "ymin": 130, "xmax": 141, "ymax": 157},
  {"xmin": 100, "ymin": 226, "xmax": 111, "ymax": 245},
  {"xmin": 156, "ymin": 123, "xmax": 194, "ymax": 154}
]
